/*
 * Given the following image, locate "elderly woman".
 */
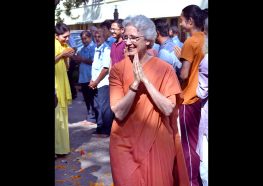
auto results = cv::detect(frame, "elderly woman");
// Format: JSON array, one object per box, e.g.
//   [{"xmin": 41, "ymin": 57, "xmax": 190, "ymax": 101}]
[
  {"xmin": 109, "ymin": 15, "xmax": 189, "ymax": 186},
  {"xmin": 55, "ymin": 22, "xmax": 75, "ymax": 156}
]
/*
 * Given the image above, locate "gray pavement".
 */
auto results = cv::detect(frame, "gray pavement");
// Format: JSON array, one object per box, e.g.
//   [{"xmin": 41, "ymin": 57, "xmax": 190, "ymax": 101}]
[{"xmin": 55, "ymin": 91, "xmax": 113, "ymax": 186}]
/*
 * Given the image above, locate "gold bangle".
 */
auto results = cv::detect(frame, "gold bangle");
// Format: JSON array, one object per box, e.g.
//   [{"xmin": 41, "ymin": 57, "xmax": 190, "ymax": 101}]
[{"xmin": 129, "ymin": 84, "xmax": 138, "ymax": 92}]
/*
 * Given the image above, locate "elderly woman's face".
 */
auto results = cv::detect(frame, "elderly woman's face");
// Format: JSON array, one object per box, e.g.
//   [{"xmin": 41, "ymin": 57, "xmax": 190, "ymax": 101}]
[{"xmin": 123, "ymin": 25, "xmax": 147, "ymax": 56}]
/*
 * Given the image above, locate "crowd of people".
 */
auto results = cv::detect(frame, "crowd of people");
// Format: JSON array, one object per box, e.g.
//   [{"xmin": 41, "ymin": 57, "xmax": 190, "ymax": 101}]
[{"xmin": 55, "ymin": 4, "xmax": 208, "ymax": 186}]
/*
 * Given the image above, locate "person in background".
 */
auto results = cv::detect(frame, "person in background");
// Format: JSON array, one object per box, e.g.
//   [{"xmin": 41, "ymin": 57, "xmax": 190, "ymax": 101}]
[
  {"xmin": 100, "ymin": 20, "xmax": 116, "ymax": 47},
  {"xmin": 109, "ymin": 15, "xmax": 189, "ymax": 186},
  {"xmin": 169, "ymin": 25, "xmax": 183, "ymax": 48},
  {"xmin": 196, "ymin": 17, "xmax": 208, "ymax": 186},
  {"xmin": 89, "ymin": 25, "xmax": 98, "ymax": 43},
  {"xmin": 154, "ymin": 18, "xmax": 182, "ymax": 78},
  {"xmin": 89, "ymin": 28, "xmax": 114, "ymax": 136},
  {"xmin": 110, "ymin": 19, "xmax": 125, "ymax": 67},
  {"xmin": 71, "ymin": 30, "xmax": 97, "ymax": 125},
  {"xmin": 55, "ymin": 22, "xmax": 75, "ymax": 156},
  {"xmin": 67, "ymin": 34, "xmax": 78, "ymax": 99},
  {"xmin": 177, "ymin": 5, "xmax": 208, "ymax": 186}
]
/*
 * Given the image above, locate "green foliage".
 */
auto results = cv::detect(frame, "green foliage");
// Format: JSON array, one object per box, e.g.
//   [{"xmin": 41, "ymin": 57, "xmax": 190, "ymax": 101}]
[
  {"xmin": 55, "ymin": 0, "xmax": 90, "ymax": 18},
  {"xmin": 62, "ymin": 0, "xmax": 89, "ymax": 16},
  {"xmin": 55, "ymin": 0, "xmax": 60, "ymax": 9},
  {"xmin": 55, "ymin": 8, "xmax": 64, "ymax": 23},
  {"xmin": 63, "ymin": 0, "xmax": 72, "ymax": 16}
]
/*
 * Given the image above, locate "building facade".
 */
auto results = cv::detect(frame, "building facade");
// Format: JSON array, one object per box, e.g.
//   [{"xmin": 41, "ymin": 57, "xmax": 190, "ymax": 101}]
[{"xmin": 55, "ymin": 0, "xmax": 208, "ymax": 41}]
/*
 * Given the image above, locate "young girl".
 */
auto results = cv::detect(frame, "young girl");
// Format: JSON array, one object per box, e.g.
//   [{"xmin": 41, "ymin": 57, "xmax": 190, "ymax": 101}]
[{"xmin": 177, "ymin": 5, "xmax": 208, "ymax": 186}]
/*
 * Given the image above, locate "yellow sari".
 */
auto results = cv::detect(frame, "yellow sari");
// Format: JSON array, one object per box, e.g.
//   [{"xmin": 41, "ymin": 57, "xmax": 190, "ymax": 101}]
[{"xmin": 55, "ymin": 39, "xmax": 72, "ymax": 154}]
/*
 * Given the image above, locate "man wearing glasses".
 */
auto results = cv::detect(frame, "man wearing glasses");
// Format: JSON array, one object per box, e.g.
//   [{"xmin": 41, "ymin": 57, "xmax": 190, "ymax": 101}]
[{"xmin": 110, "ymin": 19, "xmax": 125, "ymax": 66}]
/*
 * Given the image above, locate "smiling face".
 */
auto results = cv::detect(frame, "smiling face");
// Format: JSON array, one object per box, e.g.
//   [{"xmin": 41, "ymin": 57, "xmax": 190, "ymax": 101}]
[
  {"xmin": 179, "ymin": 13, "xmax": 192, "ymax": 33},
  {"xmin": 55, "ymin": 31, "xmax": 70, "ymax": 45},
  {"xmin": 123, "ymin": 25, "xmax": 149, "ymax": 56},
  {"xmin": 110, "ymin": 22, "xmax": 124, "ymax": 39}
]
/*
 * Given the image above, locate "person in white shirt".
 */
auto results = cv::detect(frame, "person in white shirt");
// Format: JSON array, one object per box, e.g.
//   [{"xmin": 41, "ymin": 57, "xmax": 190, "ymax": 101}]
[{"xmin": 89, "ymin": 28, "xmax": 114, "ymax": 136}]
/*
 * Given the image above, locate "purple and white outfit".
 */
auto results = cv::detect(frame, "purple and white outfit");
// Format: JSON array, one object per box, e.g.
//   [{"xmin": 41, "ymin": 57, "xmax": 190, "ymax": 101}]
[{"xmin": 196, "ymin": 53, "xmax": 208, "ymax": 186}]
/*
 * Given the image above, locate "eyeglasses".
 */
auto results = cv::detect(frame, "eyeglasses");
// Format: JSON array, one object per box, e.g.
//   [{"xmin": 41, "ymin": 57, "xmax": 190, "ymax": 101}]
[{"xmin": 122, "ymin": 35, "xmax": 144, "ymax": 43}]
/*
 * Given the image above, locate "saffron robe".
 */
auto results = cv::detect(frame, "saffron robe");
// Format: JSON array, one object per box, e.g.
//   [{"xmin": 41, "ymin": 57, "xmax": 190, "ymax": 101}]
[{"xmin": 109, "ymin": 56, "xmax": 189, "ymax": 186}]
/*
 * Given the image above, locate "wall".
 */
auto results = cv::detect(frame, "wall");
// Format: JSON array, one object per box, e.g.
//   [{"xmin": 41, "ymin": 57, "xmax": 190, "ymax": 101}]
[{"xmin": 56, "ymin": 0, "xmax": 208, "ymax": 25}]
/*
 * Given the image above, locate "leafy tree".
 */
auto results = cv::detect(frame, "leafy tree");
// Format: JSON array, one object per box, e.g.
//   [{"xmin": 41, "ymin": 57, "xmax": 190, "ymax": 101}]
[
  {"xmin": 55, "ymin": 8, "xmax": 64, "ymax": 23},
  {"xmin": 55, "ymin": 0, "xmax": 90, "ymax": 16},
  {"xmin": 55, "ymin": 0, "xmax": 60, "ymax": 9}
]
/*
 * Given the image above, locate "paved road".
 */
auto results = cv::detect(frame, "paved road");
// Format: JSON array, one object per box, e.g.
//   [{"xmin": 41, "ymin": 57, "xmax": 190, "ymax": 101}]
[{"xmin": 55, "ymin": 91, "xmax": 113, "ymax": 186}]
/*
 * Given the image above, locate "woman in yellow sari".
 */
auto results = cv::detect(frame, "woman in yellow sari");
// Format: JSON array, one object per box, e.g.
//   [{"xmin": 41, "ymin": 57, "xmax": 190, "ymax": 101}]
[{"xmin": 55, "ymin": 22, "xmax": 75, "ymax": 156}]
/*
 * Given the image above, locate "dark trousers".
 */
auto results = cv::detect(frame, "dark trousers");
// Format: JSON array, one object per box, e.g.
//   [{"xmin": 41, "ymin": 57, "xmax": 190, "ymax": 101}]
[
  {"xmin": 179, "ymin": 99, "xmax": 202, "ymax": 186},
  {"xmin": 67, "ymin": 60, "xmax": 77, "ymax": 98},
  {"xmin": 80, "ymin": 82, "xmax": 96, "ymax": 123},
  {"xmin": 93, "ymin": 85, "xmax": 114, "ymax": 134}
]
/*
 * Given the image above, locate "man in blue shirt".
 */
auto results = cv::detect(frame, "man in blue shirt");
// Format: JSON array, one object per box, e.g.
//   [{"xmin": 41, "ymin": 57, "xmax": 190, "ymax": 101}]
[
  {"xmin": 169, "ymin": 25, "xmax": 183, "ymax": 48},
  {"xmin": 72, "ymin": 30, "xmax": 96, "ymax": 124},
  {"xmin": 154, "ymin": 19, "xmax": 182, "ymax": 78},
  {"xmin": 100, "ymin": 20, "xmax": 116, "ymax": 47}
]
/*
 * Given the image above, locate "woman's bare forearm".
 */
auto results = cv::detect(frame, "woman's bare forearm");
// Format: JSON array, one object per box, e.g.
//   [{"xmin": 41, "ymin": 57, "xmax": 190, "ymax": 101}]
[{"xmin": 111, "ymin": 82, "xmax": 139, "ymax": 121}]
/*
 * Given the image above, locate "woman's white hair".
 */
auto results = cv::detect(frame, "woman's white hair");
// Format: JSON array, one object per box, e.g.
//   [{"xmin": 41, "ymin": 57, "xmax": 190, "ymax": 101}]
[{"xmin": 122, "ymin": 15, "xmax": 157, "ymax": 48}]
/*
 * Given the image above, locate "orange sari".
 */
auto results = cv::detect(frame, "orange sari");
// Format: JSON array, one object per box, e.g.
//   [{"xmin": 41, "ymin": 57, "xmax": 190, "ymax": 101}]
[{"xmin": 109, "ymin": 56, "xmax": 189, "ymax": 186}]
